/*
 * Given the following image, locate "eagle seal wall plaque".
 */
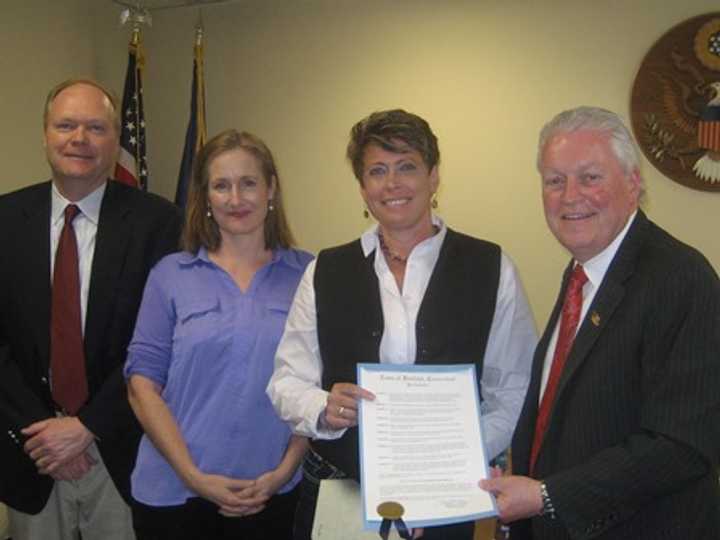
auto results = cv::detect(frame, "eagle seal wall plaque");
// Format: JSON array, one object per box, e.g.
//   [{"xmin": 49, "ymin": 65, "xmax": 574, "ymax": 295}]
[{"xmin": 631, "ymin": 12, "xmax": 720, "ymax": 191}]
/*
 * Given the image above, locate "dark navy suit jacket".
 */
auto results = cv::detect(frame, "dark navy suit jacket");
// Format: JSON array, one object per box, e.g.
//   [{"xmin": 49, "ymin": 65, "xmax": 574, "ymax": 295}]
[
  {"xmin": 0, "ymin": 180, "xmax": 182, "ymax": 513},
  {"xmin": 511, "ymin": 210, "xmax": 720, "ymax": 540}
]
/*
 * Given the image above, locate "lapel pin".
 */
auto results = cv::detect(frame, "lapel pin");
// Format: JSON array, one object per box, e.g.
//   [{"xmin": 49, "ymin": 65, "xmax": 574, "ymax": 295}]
[{"xmin": 591, "ymin": 311, "xmax": 601, "ymax": 326}]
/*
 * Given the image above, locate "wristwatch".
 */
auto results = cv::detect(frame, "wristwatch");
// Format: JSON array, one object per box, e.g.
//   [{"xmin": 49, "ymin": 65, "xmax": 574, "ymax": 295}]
[{"xmin": 539, "ymin": 482, "xmax": 556, "ymax": 520}]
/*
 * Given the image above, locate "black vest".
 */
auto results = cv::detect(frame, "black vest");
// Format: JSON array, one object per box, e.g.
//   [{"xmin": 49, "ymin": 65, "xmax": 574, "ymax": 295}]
[{"xmin": 312, "ymin": 229, "xmax": 501, "ymax": 480}]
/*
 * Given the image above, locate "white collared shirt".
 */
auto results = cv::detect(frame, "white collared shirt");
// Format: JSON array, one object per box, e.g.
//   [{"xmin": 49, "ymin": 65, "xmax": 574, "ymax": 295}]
[
  {"xmin": 268, "ymin": 216, "xmax": 537, "ymax": 460},
  {"xmin": 360, "ymin": 217, "xmax": 447, "ymax": 365},
  {"xmin": 539, "ymin": 210, "xmax": 638, "ymax": 400},
  {"xmin": 50, "ymin": 181, "xmax": 107, "ymax": 334}
]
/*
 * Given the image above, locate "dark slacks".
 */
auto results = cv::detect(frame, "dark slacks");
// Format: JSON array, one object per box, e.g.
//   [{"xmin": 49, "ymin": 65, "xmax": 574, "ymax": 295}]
[{"xmin": 132, "ymin": 486, "xmax": 299, "ymax": 540}]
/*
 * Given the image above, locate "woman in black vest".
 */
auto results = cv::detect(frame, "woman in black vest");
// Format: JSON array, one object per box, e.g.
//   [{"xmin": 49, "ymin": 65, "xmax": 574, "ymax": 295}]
[{"xmin": 267, "ymin": 110, "xmax": 536, "ymax": 540}]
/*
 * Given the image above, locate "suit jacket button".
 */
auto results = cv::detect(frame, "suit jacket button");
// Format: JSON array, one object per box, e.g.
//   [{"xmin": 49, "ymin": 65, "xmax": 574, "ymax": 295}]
[{"xmin": 41, "ymin": 376, "xmax": 49, "ymax": 384}]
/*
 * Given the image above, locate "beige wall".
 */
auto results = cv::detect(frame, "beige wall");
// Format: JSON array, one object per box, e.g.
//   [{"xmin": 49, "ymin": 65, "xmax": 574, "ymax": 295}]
[
  {"xmin": 0, "ymin": 1, "xmax": 98, "ymax": 191},
  {"xmin": 2, "ymin": 0, "xmax": 719, "ymax": 328}
]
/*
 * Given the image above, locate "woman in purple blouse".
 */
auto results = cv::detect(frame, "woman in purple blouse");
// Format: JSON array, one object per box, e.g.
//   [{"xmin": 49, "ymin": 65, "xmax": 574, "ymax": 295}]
[{"xmin": 124, "ymin": 130, "xmax": 312, "ymax": 540}]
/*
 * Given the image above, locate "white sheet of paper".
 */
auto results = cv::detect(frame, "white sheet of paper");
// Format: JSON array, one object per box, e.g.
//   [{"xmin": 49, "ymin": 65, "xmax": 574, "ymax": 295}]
[
  {"xmin": 312, "ymin": 479, "xmax": 402, "ymax": 540},
  {"xmin": 358, "ymin": 363, "xmax": 497, "ymax": 529}
]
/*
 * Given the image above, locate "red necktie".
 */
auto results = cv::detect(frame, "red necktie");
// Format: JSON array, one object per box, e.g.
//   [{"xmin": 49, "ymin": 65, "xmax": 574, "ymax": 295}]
[
  {"xmin": 530, "ymin": 264, "xmax": 588, "ymax": 473},
  {"xmin": 50, "ymin": 204, "xmax": 88, "ymax": 415}
]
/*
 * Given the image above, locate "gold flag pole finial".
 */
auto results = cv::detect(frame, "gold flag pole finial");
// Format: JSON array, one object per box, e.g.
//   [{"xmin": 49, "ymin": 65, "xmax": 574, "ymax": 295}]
[
  {"xmin": 195, "ymin": 7, "xmax": 205, "ymax": 43},
  {"xmin": 131, "ymin": 25, "xmax": 141, "ymax": 46},
  {"xmin": 195, "ymin": 24, "xmax": 204, "ymax": 49},
  {"xmin": 194, "ymin": 8, "xmax": 205, "ymax": 66}
]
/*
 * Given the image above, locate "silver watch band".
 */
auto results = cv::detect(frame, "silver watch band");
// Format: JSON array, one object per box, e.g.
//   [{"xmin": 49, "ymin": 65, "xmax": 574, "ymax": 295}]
[{"xmin": 539, "ymin": 481, "xmax": 556, "ymax": 520}]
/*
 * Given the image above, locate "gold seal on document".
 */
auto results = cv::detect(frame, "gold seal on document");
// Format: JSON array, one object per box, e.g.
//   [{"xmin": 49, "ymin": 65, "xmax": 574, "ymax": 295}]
[{"xmin": 377, "ymin": 501, "xmax": 404, "ymax": 520}]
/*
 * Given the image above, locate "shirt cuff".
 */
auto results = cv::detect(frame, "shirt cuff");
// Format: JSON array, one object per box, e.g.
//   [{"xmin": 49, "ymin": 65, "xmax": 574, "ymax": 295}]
[{"xmin": 303, "ymin": 391, "xmax": 347, "ymax": 440}]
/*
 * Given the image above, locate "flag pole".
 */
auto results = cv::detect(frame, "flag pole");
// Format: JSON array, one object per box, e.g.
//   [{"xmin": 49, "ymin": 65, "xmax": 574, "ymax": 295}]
[{"xmin": 194, "ymin": 15, "xmax": 207, "ymax": 154}]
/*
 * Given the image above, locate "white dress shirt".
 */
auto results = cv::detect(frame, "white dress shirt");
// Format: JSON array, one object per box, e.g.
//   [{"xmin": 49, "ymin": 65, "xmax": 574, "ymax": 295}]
[
  {"xmin": 268, "ymin": 217, "xmax": 537, "ymax": 460},
  {"xmin": 539, "ymin": 211, "xmax": 637, "ymax": 400},
  {"xmin": 50, "ymin": 182, "xmax": 106, "ymax": 334}
]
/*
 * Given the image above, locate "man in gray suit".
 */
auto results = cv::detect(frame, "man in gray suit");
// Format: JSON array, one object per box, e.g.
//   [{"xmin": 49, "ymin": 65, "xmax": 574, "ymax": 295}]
[{"xmin": 482, "ymin": 107, "xmax": 720, "ymax": 539}]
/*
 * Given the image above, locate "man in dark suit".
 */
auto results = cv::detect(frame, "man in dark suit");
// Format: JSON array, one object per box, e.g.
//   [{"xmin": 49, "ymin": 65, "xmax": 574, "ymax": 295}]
[
  {"xmin": 481, "ymin": 106, "xmax": 720, "ymax": 539},
  {"xmin": 0, "ymin": 79, "xmax": 182, "ymax": 539}
]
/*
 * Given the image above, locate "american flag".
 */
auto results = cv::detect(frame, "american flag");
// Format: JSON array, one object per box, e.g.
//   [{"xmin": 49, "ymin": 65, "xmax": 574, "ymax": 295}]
[{"xmin": 115, "ymin": 28, "xmax": 148, "ymax": 190}]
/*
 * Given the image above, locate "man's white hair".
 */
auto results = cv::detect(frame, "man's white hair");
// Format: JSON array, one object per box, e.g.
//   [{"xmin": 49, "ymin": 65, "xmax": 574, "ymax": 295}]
[{"xmin": 537, "ymin": 106, "xmax": 641, "ymax": 175}]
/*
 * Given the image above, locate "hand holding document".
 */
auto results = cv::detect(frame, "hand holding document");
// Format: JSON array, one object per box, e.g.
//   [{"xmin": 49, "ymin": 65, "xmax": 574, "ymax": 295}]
[{"xmin": 358, "ymin": 363, "xmax": 497, "ymax": 531}]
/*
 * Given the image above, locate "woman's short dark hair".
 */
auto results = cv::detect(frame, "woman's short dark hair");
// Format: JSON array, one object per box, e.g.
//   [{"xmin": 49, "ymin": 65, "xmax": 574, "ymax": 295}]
[
  {"xmin": 182, "ymin": 129, "xmax": 296, "ymax": 253},
  {"xmin": 346, "ymin": 109, "xmax": 440, "ymax": 183}
]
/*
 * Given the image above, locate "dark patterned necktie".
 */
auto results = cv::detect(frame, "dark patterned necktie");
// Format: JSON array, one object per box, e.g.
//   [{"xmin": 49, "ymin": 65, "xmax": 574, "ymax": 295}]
[{"xmin": 50, "ymin": 204, "xmax": 88, "ymax": 414}]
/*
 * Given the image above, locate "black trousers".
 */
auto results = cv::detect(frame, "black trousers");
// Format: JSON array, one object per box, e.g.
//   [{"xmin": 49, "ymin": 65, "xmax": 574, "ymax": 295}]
[
  {"xmin": 293, "ymin": 450, "xmax": 475, "ymax": 540},
  {"xmin": 132, "ymin": 486, "xmax": 299, "ymax": 540}
]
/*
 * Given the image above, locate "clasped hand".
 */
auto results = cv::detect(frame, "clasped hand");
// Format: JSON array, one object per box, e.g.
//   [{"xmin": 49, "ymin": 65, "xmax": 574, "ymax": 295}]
[
  {"xmin": 189, "ymin": 469, "xmax": 290, "ymax": 517},
  {"xmin": 22, "ymin": 416, "xmax": 95, "ymax": 480}
]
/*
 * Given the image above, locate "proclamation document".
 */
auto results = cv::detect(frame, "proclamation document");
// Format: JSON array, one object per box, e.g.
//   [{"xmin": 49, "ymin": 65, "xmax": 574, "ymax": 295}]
[{"xmin": 357, "ymin": 363, "xmax": 497, "ymax": 531}]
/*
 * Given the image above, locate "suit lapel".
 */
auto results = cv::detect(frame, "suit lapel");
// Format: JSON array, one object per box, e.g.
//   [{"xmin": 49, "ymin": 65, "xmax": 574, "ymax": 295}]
[
  {"xmin": 550, "ymin": 211, "xmax": 648, "ymax": 418},
  {"xmin": 21, "ymin": 183, "xmax": 53, "ymax": 372},
  {"xmin": 84, "ymin": 182, "xmax": 132, "ymax": 366}
]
